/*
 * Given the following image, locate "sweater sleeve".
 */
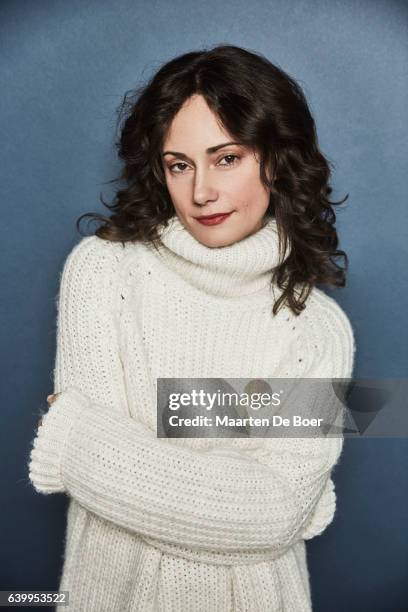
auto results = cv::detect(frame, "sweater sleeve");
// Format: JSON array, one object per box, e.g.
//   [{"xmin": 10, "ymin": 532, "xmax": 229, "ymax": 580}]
[
  {"xmin": 301, "ymin": 476, "xmax": 337, "ymax": 540},
  {"xmin": 301, "ymin": 291, "xmax": 355, "ymax": 539},
  {"xmin": 243, "ymin": 290, "xmax": 355, "ymax": 542},
  {"xmin": 28, "ymin": 235, "xmax": 355, "ymax": 552},
  {"xmin": 28, "ymin": 234, "xmax": 134, "ymax": 490},
  {"xmin": 30, "ymin": 384, "xmax": 345, "ymax": 553}
]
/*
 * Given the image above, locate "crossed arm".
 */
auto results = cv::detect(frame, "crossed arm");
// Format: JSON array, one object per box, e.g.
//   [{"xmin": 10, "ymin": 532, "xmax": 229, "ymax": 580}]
[{"xmin": 28, "ymin": 236, "xmax": 355, "ymax": 553}]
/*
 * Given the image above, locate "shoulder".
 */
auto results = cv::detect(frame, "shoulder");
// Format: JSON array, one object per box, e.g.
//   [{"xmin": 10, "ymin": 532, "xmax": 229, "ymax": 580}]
[
  {"xmin": 301, "ymin": 287, "xmax": 356, "ymax": 378},
  {"xmin": 58, "ymin": 235, "xmax": 140, "ymax": 311},
  {"xmin": 61, "ymin": 234, "xmax": 131, "ymax": 275}
]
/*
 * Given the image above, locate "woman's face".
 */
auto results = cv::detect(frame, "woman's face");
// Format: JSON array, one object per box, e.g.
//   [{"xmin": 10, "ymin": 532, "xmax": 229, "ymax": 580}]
[{"xmin": 161, "ymin": 94, "xmax": 272, "ymax": 247}]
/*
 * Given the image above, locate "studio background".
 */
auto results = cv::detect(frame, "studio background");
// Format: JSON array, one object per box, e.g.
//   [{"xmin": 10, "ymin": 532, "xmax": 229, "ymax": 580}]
[{"xmin": 1, "ymin": 1, "xmax": 407, "ymax": 610}]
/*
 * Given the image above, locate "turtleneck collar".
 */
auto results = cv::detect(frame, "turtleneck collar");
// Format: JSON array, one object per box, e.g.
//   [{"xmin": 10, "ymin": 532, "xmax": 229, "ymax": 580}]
[{"xmin": 151, "ymin": 214, "xmax": 289, "ymax": 298}]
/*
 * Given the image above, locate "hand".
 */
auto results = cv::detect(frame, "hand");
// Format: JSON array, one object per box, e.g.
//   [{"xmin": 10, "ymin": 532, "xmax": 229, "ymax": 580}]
[
  {"xmin": 37, "ymin": 393, "xmax": 61, "ymax": 427},
  {"xmin": 47, "ymin": 393, "xmax": 60, "ymax": 405}
]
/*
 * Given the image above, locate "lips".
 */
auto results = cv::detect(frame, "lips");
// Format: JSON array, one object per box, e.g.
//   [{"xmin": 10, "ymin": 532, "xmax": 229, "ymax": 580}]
[
  {"xmin": 195, "ymin": 212, "xmax": 233, "ymax": 226},
  {"xmin": 196, "ymin": 213, "xmax": 232, "ymax": 220}
]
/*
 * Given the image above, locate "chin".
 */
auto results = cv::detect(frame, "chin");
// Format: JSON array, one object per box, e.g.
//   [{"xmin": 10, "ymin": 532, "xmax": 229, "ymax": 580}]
[{"xmin": 195, "ymin": 229, "xmax": 240, "ymax": 249}]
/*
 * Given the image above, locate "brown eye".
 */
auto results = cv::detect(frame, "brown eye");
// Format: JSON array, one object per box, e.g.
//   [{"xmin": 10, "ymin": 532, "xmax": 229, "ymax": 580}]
[
  {"xmin": 169, "ymin": 162, "xmax": 189, "ymax": 174},
  {"xmin": 218, "ymin": 154, "xmax": 240, "ymax": 166}
]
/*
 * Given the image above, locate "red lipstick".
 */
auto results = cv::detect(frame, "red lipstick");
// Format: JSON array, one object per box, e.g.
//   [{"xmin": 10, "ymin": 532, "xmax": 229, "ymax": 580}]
[{"xmin": 195, "ymin": 212, "xmax": 233, "ymax": 226}]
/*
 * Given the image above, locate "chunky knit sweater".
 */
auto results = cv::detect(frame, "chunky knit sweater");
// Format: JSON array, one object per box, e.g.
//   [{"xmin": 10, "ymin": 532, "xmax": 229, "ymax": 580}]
[{"xmin": 28, "ymin": 214, "xmax": 355, "ymax": 611}]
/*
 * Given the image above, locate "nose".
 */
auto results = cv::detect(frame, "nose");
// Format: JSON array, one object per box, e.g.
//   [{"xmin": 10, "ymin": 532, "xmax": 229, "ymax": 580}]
[{"xmin": 193, "ymin": 167, "xmax": 218, "ymax": 206}]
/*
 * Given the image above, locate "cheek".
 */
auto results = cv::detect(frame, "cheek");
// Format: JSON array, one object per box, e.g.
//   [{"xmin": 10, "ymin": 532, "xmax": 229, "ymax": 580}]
[
  {"xmin": 166, "ymin": 177, "xmax": 189, "ymax": 203},
  {"xmin": 232, "ymin": 173, "xmax": 267, "ymax": 209},
  {"xmin": 234, "ymin": 161, "xmax": 264, "ymax": 194}
]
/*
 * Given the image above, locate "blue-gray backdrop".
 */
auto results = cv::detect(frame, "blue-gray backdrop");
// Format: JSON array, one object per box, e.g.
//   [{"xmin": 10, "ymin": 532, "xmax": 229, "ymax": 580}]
[{"xmin": 1, "ymin": 0, "xmax": 407, "ymax": 610}]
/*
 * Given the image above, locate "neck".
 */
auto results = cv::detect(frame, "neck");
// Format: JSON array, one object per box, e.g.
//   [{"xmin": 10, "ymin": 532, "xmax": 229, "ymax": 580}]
[{"xmin": 151, "ymin": 214, "xmax": 288, "ymax": 298}]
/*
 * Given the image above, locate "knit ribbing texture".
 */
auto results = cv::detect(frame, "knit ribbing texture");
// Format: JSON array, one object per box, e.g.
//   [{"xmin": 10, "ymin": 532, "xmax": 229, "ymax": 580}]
[{"xmin": 28, "ymin": 214, "xmax": 356, "ymax": 611}]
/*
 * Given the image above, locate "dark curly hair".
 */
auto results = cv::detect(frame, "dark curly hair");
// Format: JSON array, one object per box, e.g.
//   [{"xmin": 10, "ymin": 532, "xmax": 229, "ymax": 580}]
[{"xmin": 78, "ymin": 43, "xmax": 350, "ymax": 316}]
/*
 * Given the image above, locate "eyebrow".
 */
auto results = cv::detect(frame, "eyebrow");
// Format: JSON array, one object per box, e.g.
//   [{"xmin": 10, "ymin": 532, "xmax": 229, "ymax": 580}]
[{"xmin": 162, "ymin": 141, "xmax": 243, "ymax": 161}]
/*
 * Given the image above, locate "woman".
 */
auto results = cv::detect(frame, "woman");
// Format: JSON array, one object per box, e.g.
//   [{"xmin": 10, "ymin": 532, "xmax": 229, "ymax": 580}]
[{"xmin": 28, "ymin": 44, "xmax": 355, "ymax": 611}]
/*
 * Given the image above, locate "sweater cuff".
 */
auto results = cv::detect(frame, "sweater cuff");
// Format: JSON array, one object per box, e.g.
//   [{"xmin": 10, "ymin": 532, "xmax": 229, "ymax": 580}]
[
  {"xmin": 301, "ymin": 478, "xmax": 336, "ymax": 540},
  {"xmin": 28, "ymin": 388, "xmax": 89, "ymax": 494}
]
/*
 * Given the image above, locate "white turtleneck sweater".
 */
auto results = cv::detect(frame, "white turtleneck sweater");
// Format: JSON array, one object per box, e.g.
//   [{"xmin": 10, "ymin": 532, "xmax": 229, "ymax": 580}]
[{"xmin": 28, "ymin": 214, "xmax": 355, "ymax": 611}]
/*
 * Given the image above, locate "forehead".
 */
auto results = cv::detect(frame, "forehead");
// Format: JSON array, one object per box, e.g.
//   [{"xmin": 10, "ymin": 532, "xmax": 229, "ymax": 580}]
[{"xmin": 163, "ymin": 94, "xmax": 232, "ymax": 151}]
